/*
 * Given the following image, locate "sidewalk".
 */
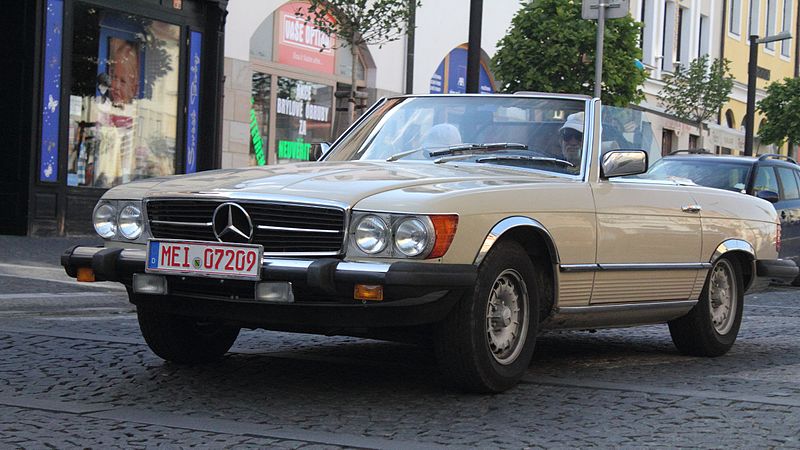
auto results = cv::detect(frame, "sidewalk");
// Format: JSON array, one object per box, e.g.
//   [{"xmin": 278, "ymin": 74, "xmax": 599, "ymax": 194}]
[{"xmin": 0, "ymin": 235, "xmax": 103, "ymax": 268}]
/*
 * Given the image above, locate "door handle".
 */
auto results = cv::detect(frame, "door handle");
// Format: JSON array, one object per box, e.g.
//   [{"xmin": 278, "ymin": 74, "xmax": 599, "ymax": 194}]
[{"xmin": 682, "ymin": 204, "xmax": 702, "ymax": 213}]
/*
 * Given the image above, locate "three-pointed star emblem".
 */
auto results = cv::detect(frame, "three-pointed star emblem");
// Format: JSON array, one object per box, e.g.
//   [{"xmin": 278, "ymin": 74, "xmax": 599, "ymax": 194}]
[{"xmin": 212, "ymin": 203, "xmax": 253, "ymax": 243}]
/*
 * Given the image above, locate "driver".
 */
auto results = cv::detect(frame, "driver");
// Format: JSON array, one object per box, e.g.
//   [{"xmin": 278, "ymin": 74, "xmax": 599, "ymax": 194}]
[{"xmin": 559, "ymin": 112, "xmax": 584, "ymax": 168}]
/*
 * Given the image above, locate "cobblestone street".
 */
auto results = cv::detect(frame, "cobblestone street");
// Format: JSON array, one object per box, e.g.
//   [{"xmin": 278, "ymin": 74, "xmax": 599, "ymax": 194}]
[{"xmin": 1, "ymin": 237, "xmax": 799, "ymax": 448}]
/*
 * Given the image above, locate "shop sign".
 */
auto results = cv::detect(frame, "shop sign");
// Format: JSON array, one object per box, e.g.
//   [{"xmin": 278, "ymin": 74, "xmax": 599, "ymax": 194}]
[
  {"xmin": 185, "ymin": 31, "xmax": 202, "ymax": 174},
  {"xmin": 277, "ymin": 139, "xmax": 311, "ymax": 160},
  {"xmin": 40, "ymin": 0, "xmax": 64, "ymax": 182},
  {"xmin": 277, "ymin": 2, "xmax": 336, "ymax": 74},
  {"xmin": 429, "ymin": 46, "xmax": 494, "ymax": 94},
  {"xmin": 249, "ymin": 98, "xmax": 266, "ymax": 165}
]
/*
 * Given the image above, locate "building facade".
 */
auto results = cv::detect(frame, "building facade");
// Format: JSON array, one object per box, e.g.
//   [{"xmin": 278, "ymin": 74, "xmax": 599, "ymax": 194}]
[
  {"xmin": 220, "ymin": 0, "xmax": 522, "ymax": 168},
  {"xmin": 631, "ymin": 0, "xmax": 798, "ymax": 157},
  {"xmin": 721, "ymin": 0, "xmax": 798, "ymax": 156},
  {"xmin": 2, "ymin": 0, "xmax": 228, "ymax": 236}
]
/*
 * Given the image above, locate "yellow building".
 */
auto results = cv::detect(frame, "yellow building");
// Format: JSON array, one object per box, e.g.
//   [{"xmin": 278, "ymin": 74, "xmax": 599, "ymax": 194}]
[{"xmin": 719, "ymin": 0, "xmax": 798, "ymax": 156}]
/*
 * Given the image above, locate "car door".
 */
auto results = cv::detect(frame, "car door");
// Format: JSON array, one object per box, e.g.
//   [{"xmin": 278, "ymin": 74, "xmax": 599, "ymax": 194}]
[
  {"xmin": 775, "ymin": 166, "xmax": 800, "ymax": 263},
  {"xmin": 591, "ymin": 179, "xmax": 703, "ymax": 304}
]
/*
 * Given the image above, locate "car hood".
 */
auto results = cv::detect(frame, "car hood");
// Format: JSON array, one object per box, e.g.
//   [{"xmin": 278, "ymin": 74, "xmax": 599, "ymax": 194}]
[{"xmin": 105, "ymin": 161, "xmax": 561, "ymax": 206}]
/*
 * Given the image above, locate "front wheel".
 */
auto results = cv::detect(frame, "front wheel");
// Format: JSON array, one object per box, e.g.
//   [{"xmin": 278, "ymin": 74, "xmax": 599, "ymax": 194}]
[
  {"xmin": 137, "ymin": 306, "xmax": 240, "ymax": 364},
  {"xmin": 668, "ymin": 256, "xmax": 744, "ymax": 356},
  {"xmin": 434, "ymin": 241, "xmax": 539, "ymax": 393}
]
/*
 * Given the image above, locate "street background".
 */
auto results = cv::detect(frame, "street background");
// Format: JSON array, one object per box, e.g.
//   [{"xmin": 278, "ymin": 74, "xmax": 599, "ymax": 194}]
[{"xmin": 0, "ymin": 235, "xmax": 799, "ymax": 447}]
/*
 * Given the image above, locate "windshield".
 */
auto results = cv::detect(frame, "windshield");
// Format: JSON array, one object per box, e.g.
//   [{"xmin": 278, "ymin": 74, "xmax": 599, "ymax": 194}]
[
  {"xmin": 640, "ymin": 158, "xmax": 752, "ymax": 192},
  {"xmin": 324, "ymin": 96, "xmax": 588, "ymax": 175}
]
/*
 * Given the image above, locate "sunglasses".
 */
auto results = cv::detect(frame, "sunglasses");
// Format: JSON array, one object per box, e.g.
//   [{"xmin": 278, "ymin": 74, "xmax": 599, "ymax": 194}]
[{"xmin": 560, "ymin": 129, "xmax": 582, "ymax": 142}]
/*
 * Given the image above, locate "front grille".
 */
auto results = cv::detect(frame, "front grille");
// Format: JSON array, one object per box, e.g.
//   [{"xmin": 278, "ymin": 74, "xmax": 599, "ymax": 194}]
[{"xmin": 146, "ymin": 199, "xmax": 346, "ymax": 255}]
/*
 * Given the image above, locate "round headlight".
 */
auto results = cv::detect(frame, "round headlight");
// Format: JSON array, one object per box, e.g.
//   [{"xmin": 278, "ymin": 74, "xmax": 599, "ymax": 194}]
[
  {"xmin": 355, "ymin": 215, "xmax": 389, "ymax": 254},
  {"xmin": 93, "ymin": 203, "xmax": 117, "ymax": 239},
  {"xmin": 394, "ymin": 218, "xmax": 429, "ymax": 257},
  {"xmin": 118, "ymin": 204, "xmax": 143, "ymax": 240}
]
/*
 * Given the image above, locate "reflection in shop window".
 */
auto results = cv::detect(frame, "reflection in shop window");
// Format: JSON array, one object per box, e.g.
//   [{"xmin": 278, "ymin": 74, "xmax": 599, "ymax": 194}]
[
  {"xmin": 275, "ymin": 77, "xmax": 332, "ymax": 163},
  {"xmin": 67, "ymin": 4, "xmax": 180, "ymax": 188}
]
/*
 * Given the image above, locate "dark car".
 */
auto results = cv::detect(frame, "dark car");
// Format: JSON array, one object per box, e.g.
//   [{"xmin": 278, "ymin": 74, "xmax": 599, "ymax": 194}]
[{"xmin": 643, "ymin": 150, "xmax": 800, "ymax": 285}]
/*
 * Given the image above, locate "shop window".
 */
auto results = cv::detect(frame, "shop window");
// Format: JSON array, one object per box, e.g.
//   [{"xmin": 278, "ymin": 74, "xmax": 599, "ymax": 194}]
[
  {"xmin": 275, "ymin": 77, "xmax": 333, "ymax": 162},
  {"xmin": 67, "ymin": 4, "xmax": 180, "ymax": 188}
]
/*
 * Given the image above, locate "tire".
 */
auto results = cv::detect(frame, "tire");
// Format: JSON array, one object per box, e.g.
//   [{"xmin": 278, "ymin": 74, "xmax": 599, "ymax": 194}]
[
  {"xmin": 434, "ymin": 241, "xmax": 540, "ymax": 393},
  {"xmin": 137, "ymin": 306, "xmax": 240, "ymax": 364},
  {"xmin": 668, "ymin": 256, "xmax": 744, "ymax": 357}
]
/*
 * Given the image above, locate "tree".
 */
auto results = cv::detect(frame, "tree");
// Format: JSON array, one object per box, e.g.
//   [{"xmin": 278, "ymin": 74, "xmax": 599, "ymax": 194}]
[
  {"xmin": 297, "ymin": 0, "xmax": 419, "ymax": 123},
  {"xmin": 491, "ymin": 0, "xmax": 645, "ymax": 106},
  {"xmin": 757, "ymin": 77, "xmax": 800, "ymax": 149},
  {"xmin": 659, "ymin": 55, "xmax": 733, "ymax": 137}
]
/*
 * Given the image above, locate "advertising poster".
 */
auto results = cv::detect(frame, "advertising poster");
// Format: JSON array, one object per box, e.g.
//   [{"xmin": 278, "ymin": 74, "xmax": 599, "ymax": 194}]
[{"xmin": 276, "ymin": 2, "xmax": 335, "ymax": 74}]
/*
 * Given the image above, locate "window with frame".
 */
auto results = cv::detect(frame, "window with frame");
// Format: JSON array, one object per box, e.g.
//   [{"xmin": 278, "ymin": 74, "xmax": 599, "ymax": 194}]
[
  {"xmin": 730, "ymin": 0, "xmax": 742, "ymax": 35},
  {"xmin": 777, "ymin": 167, "xmax": 800, "ymax": 199},
  {"xmin": 766, "ymin": 0, "xmax": 777, "ymax": 49},
  {"xmin": 750, "ymin": 0, "xmax": 761, "ymax": 37},
  {"xmin": 781, "ymin": 0, "xmax": 793, "ymax": 56},
  {"xmin": 753, "ymin": 166, "xmax": 780, "ymax": 196}
]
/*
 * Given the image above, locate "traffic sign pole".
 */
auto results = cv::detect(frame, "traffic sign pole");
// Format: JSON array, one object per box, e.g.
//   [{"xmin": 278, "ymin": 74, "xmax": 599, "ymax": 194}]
[{"xmin": 594, "ymin": 3, "xmax": 605, "ymax": 99}]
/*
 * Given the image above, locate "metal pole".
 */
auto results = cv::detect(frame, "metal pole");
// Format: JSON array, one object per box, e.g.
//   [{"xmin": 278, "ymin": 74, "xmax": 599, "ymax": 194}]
[
  {"xmin": 404, "ymin": 0, "xmax": 416, "ymax": 94},
  {"xmin": 744, "ymin": 34, "xmax": 758, "ymax": 156},
  {"xmin": 594, "ymin": 3, "xmax": 606, "ymax": 99},
  {"xmin": 466, "ymin": 0, "xmax": 483, "ymax": 94}
]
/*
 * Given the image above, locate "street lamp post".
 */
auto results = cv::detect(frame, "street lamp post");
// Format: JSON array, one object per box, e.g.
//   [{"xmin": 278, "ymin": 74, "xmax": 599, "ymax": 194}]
[{"xmin": 744, "ymin": 31, "xmax": 792, "ymax": 156}]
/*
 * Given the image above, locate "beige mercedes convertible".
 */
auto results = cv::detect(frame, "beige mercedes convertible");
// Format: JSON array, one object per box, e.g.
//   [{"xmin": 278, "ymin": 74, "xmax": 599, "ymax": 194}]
[{"xmin": 62, "ymin": 93, "xmax": 798, "ymax": 393}]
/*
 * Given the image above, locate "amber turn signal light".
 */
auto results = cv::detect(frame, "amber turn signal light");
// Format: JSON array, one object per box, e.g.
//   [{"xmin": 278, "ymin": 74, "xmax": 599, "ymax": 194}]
[
  {"xmin": 76, "ymin": 267, "xmax": 96, "ymax": 282},
  {"xmin": 428, "ymin": 214, "xmax": 459, "ymax": 259},
  {"xmin": 354, "ymin": 284, "xmax": 384, "ymax": 301}
]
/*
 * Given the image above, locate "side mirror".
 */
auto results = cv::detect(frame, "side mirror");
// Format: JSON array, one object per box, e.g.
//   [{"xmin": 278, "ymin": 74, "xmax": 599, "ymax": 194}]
[
  {"xmin": 601, "ymin": 149, "xmax": 648, "ymax": 178},
  {"xmin": 756, "ymin": 190, "xmax": 780, "ymax": 203},
  {"xmin": 310, "ymin": 142, "xmax": 331, "ymax": 161}
]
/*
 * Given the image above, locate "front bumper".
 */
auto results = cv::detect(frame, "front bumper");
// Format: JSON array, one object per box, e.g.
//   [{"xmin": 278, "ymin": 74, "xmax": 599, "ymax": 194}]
[
  {"xmin": 61, "ymin": 245, "xmax": 477, "ymax": 328},
  {"xmin": 756, "ymin": 258, "xmax": 799, "ymax": 283}
]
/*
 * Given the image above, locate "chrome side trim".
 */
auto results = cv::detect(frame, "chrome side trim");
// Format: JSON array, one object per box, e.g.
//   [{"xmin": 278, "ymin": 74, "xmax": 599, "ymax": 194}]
[
  {"xmin": 473, "ymin": 217, "xmax": 560, "ymax": 266},
  {"xmin": 712, "ymin": 239, "xmax": 755, "ymax": 263},
  {"xmin": 559, "ymin": 264, "xmax": 598, "ymax": 272},
  {"xmin": 543, "ymin": 300, "xmax": 698, "ymax": 330},
  {"xmin": 257, "ymin": 225, "xmax": 341, "ymax": 234},
  {"xmin": 151, "ymin": 220, "xmax": 212, "ymax": 227},
  {"xmin": 599, "ymin": 262, "xmax": 711, "ymax": 271},
  {"xmin": 560, "ymin": 263, "xmax": 711, "ymax": 272}
]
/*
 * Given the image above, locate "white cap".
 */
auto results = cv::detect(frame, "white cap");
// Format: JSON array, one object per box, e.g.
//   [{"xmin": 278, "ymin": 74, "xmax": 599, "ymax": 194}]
[{"xmin": 560, "ymin": 112, "xmax": 584, "ymax": 134}]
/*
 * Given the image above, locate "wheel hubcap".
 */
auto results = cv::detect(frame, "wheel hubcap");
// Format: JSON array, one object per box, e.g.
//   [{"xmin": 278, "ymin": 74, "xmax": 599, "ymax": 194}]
[
  {"xmin": 709, "ymin": 260, "xmax": 737, "ymax": 335},
  {"xmin": 486, "ymin": 269, "xmax": 529, "ymax": 365}
]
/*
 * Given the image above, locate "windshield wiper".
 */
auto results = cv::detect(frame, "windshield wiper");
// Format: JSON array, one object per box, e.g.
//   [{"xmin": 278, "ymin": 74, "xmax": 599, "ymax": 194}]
[
  {"xmin": 475, "ymin": 155, "xmax": 575, "ymax": 167},
  {"xmin": 428, "ymin": 142, "xmax": 528, "ymax": 157}
]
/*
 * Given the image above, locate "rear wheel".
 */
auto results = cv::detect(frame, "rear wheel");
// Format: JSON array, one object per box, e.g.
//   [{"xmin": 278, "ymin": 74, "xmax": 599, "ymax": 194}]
[
  {"xmin": 435, "ymin": 241, "xmax": 539, "ymax": 393},
  {"xmin": 669, "ymin": 256, "xmax": 744, "ymax": 356},
  {"xmin": 137, "ymin": 306, "xmax": 240, "ymax": 364}
]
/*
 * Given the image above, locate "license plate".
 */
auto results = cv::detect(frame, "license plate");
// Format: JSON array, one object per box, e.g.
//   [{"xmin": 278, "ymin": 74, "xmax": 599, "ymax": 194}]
[{"xmin": 145, "ymin": 240, "xmax": 263, "ymax": 280}]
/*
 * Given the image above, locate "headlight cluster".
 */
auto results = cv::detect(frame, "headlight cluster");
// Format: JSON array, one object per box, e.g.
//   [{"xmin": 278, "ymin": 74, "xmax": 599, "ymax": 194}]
[
  {"xmin": 349, "ymin": 212, "xmax": 458, "ymax": 259},
  {"xmin": 93, "ymin": 200, "xmax": 146, "ymax": 241}
]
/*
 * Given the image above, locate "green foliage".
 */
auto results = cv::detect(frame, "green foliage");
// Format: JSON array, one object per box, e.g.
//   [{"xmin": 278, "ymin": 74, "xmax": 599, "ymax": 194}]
[
  {"xmin": 297, "ymin": 0, "xmax": 419, "ymax": 49},
  {"xmin": 659, "ymin": 55, "xmax": 733, "ymax": 124},
  {"xmin": 491, "ymin": 0, "xmax": 645, "ymax": 106},
  {"xmin": 757, "ymin": 77, "xmax": 800, "ymax": 147}
]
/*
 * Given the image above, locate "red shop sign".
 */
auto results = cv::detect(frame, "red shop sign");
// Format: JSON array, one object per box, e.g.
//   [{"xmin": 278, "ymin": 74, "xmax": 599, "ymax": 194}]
[{"xmin": 277, "ymin": 2, "xmax": 336, "ymax": 74}]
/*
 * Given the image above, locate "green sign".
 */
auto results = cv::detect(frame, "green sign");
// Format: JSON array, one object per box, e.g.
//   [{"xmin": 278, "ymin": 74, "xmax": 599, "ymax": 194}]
[
  {"xmin": 249, "ymin": 98, "xmax": 266, "ymax": 165},
  {"xmin": 278, "ymin": 139, "xmax": 311, "ymax": 160}
]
